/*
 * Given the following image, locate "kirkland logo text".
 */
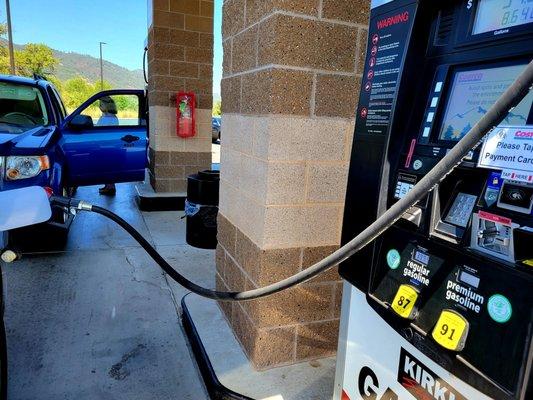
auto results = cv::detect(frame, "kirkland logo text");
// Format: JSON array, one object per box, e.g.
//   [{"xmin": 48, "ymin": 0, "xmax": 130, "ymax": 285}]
[{"xmin": 397, "ymin": 348, "xmax": 467, "ymax": 400}]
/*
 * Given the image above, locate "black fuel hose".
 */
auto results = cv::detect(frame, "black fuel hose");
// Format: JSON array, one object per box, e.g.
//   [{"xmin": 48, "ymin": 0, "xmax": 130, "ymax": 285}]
[{"xmin": 54, "ymin": 61, "xmax": 533, "ymax": 302}]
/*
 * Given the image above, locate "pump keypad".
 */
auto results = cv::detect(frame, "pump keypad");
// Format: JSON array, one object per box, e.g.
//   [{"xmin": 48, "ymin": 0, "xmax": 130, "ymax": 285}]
[{"xmin": 444, "ymin": 192, "xmax": 477, "ymax": 228}]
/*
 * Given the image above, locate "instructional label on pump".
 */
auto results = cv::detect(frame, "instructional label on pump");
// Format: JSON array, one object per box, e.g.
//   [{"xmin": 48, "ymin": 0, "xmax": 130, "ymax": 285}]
[
  {"xmin": 356, "ymin": 3, "xmax": 416, "ymax": 136},
  {"xmin": 391, "ymin": 284, "xmax": 418, "ymax": 319},
  {"xmin": 478, "ymin": 210, "xmax": 512, "ymax": 225},
  {"xmin": 432, "ymin": 310, "xmax": 469, "ymax": 351},
  {"xmin": 484, "ymin": 172, "xmax": 503, "ymax": 206},
  {"xmin": 500, "ymin": 169, "xmax": 533, "ymax": 183},
  {"xmin": 478, "ymin": 127, "xmax": 533, "ymax": 178}
]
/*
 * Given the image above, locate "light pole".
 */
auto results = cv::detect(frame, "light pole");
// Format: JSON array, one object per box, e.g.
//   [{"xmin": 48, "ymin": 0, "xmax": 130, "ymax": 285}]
[
  {"xmin": 99, "ymin": 41, "xmax": 106, "ymax": 89},
  {"xmin": 5, "ymin": 0, "xmax": 15, "ymax": 74}
]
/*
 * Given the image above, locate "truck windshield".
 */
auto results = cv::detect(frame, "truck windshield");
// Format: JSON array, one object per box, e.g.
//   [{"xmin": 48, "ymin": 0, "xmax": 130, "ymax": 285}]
[{"xmin": 0, "ymin": 82, "xmax": 49, "ymax": 134}]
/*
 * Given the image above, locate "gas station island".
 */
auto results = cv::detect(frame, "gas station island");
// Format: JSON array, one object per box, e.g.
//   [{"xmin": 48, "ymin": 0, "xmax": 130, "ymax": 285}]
[{"xmin": 0, "ymin": 0, "xmax": 532, "ymax": 399}]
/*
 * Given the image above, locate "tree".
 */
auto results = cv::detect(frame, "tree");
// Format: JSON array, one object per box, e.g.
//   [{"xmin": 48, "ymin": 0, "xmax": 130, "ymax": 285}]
[
  {"xmin": 62, "ymin": 76, "xmax": 96, "ymax": 111},
  {"xmin": 212, "ymin": 100, "xmax": 221, "ymax": 116},
  {"xmin": 0, "ymin": 37, "xmax": 59, "ymax": 77},
  {"xmin": 0, "ymin": 23, "xmax": 10, "ymax": 74},
  {"xmin": 16, "ymin": 43, "xmax": 57, "ymax": 76},
  {"xmin": 114, "ymin": 95, "xmax": 137, "ymax": 113},
  {"xmin": 46, "ymin": 75, "xmax": 63, "ymax": 94},
  {"xmin": 0, "ymin": 48, "xmax": 8, "ymax": 74},
  {"xmin": 61, "ymin": 76, "xmax": 112, "ymax": 112}
]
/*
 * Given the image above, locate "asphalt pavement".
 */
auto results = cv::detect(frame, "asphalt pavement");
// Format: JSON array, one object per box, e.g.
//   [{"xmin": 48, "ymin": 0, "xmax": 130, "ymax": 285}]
[{"xmin": 3, "ymin": 183, "xmax": 213, "ymax": 399}]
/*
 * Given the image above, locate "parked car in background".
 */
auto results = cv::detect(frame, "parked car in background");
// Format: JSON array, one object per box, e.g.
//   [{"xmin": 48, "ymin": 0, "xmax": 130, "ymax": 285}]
[
  {"xmin": 212, "ymin": 116, "xmax": 221, "ymax": 142},
  {"xmin": 0, "ymin": 74, "xmax": 148, "ymax": 248}
]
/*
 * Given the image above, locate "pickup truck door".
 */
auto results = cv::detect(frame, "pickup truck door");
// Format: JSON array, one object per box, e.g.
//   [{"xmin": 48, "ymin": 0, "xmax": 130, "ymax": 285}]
[{"xmin": 60, "ymin": 90, "xmax": 148, "ymax": 187}]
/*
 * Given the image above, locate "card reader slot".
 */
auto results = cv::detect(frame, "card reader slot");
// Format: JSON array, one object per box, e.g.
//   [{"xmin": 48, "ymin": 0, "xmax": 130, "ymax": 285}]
[{"xmin": 497, "ymin": 181, "xmax": 533, "ymax": 214}]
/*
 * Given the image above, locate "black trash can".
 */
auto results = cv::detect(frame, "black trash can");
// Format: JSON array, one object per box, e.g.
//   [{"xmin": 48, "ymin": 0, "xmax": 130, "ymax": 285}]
[{"xmin": 185, "ymin": 170, "xmax": 220, "ymax": 249}]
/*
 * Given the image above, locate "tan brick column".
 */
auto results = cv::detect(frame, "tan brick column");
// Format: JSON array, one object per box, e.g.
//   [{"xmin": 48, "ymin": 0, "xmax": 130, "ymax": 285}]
[
  {"xmin": 146, "ymin": 0, "xmax": 214, "ymax": 193},
  {"xmin": 217, "ymin": 0, "xmax": 369, "ymax": 369}
]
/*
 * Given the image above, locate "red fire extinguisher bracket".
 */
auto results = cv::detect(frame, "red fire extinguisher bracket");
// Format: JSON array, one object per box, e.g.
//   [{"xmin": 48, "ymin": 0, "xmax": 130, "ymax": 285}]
[{"xmin": 176, "ymin": 92, "xmax": 196, "ymax": 138}]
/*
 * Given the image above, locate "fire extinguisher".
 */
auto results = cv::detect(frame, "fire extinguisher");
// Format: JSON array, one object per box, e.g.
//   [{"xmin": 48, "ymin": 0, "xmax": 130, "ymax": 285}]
[{"xmin": 176, "ymin": 92, "xmax": 196, "ymax": 138}]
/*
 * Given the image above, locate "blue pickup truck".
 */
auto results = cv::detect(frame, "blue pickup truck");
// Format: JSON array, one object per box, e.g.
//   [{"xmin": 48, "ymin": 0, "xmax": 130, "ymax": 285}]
[{"xmin": 0, "ymin": 75, "xmax": 148, "ymax": 246}]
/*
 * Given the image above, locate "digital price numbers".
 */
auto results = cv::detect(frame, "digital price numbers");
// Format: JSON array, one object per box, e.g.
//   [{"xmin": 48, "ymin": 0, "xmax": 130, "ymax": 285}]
[{"xmin": 473, "ymin": 0, "xmax": 533, "ymax": 35}]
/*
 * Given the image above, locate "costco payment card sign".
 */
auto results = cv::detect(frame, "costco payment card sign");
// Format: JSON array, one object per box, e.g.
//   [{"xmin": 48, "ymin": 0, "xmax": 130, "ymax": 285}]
[{"xmin": 478, "ymin": 126, "xmax": 533, "ymax": 182}]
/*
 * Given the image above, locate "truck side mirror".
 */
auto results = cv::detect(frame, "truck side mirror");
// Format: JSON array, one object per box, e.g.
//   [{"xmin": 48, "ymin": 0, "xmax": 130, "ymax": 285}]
[
  {"xmin": 0, "ymin": 186, "xmax": 52, "ymax": 231},
  {"xmin": 69, "ymin": 114, "xmax": 94, "ymax": 130}
]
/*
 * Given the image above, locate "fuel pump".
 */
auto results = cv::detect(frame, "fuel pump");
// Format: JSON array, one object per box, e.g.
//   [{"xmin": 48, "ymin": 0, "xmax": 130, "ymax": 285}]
[{"xmin": 335, "ymin": 1, "xmax": 533, "ymax": 399}]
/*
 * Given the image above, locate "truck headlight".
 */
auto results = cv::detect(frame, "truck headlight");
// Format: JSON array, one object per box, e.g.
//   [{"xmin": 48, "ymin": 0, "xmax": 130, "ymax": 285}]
[{"xmin": 5, "ymin": 156, "xmax": 50, "ymax": 180}]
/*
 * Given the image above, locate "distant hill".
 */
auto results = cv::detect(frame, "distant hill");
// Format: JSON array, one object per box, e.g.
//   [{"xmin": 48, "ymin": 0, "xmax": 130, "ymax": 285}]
[
  {"xmin": 51, "ymin": 48, "xmax": 145, "ymax": 89},
  {"xmin": 2, "ymin": 40, "xmax": 145, "ymax": 89}
]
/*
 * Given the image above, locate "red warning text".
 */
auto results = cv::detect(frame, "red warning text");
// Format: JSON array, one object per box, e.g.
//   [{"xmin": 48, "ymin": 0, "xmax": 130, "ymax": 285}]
[{"xmin": 377, "ymin": 11, "xmax": 410, "ymax": 29}]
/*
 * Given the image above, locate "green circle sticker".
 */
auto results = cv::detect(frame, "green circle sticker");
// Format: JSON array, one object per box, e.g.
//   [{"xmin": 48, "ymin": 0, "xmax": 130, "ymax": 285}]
[
  {"xmin": 487, "ymin": 294, "xmax": 512, "ymax": 323},
  {"xmin": 386, "ymin": 249, "xmax": 401, "ymax": 270}
]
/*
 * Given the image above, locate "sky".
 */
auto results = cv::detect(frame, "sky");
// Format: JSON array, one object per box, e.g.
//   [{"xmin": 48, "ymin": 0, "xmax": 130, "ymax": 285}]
[{"xmin": 0, "ymin": 0, "xmax": 223, "ymax": 96}]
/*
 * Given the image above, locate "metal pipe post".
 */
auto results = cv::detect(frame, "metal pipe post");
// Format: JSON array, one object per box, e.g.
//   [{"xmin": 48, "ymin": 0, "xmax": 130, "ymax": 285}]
[{"xmin": 5, "ymin": 0, "xmax": 15, "ymax": 75}]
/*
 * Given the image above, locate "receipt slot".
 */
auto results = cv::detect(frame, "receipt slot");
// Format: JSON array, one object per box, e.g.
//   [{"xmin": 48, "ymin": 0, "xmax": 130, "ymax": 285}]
[{"xmin": 334, "ymin": 1, "xmax": 532, "ymax": 400}]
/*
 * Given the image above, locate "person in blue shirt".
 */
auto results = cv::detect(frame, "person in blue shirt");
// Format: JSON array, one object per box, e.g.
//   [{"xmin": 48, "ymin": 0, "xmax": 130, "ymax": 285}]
[
  {"xmin": 97, "ymin": 96, "xmax": 119, "ymax": 195},
  {"xmin": 97, "ymin": 96, "xmax": 119, "ymax": 126}
]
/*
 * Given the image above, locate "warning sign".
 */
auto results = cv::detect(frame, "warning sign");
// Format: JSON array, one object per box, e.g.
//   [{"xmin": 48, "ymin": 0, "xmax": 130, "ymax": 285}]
[
  {"xmin": 356, "ymin": 3, "xmax": 416, "ymax": 136},
  {"xmin": 478, "ymin": 126, "xmax": 533, "ymax": 178}
]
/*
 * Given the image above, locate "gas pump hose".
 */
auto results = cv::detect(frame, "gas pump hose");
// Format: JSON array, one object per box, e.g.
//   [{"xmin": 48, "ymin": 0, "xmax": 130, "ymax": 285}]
[{"xmin": 51, "ymin": 61, "xmax": 533, "ymax": 302}]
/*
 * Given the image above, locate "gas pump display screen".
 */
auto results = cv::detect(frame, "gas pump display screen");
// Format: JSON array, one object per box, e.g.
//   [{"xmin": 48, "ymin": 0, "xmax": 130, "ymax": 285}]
[
  {"xmin": 414, "ymin": 250, "xmax": 430, "ymax": 265},
  {"xmin": 438, "ymin": 63, "xmax": 533, "ymax": 142},
  {"xmin": 473, "ymin": 0, "xmax": 533, "ymax": 35},
  {"xmin": 458, "ymin": 269, "xmax": 480, "ymax": 288}
]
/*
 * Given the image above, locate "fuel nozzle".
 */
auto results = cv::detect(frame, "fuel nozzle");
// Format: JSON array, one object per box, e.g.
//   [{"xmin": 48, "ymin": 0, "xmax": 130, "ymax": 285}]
[{"xmin": 49, "ymin": 195, "xmax": 93, "ymax": 212}]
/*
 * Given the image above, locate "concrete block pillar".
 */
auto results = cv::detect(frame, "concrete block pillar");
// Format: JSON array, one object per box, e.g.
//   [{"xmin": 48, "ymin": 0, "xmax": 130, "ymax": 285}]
[
  {"xmin": 146, "ymin": 0, "xmax": 214, "ymax": 193},
  {"xmin": 217, "ymin": 0, "xmax": 370, "ymax": 369}
]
